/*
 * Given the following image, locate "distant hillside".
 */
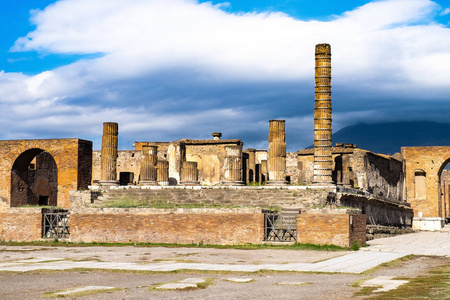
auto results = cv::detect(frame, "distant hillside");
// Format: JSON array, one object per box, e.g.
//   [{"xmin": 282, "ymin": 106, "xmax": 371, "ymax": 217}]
[{"xmin": 331, "ymin": 121, "xmax": 450, "ymax": 155}]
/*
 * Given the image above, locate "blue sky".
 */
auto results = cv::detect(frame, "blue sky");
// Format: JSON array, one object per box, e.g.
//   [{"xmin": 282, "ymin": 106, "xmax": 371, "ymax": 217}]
[{"xmin": 0, "ymin": 0, "xmax": 450, "ymax": 151}]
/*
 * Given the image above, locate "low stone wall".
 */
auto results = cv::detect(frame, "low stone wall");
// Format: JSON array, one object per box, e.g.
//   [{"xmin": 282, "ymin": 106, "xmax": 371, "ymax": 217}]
[
  {"xmin": 297, "ymin": 209, "xmax": 366, "ymax": 247},
  {"xmin": 338, "ymin": 192, "xmax": 413, "ymax": 227},
  {"xmin": 0, "ymin": 208, "xmax": 42, "ymax": 241},
  {"xmin": 70, "ymin": 208, "xmax": 264, "ymax": 245}
]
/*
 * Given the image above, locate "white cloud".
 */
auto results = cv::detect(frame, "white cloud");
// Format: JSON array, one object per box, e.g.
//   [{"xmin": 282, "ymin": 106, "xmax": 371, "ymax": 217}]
[
  {"xmin": 1, "ymin": 0, "xmax": 450, "ymax": 149},
  {"xmin": 440, "ymin": 8, "xmax": 450, "ymax": 15}
]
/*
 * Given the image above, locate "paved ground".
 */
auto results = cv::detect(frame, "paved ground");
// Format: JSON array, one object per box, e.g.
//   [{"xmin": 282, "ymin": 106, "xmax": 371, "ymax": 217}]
[{"xmin": 0, "ymin": 226, "xmax": 449, "ymax": 299}]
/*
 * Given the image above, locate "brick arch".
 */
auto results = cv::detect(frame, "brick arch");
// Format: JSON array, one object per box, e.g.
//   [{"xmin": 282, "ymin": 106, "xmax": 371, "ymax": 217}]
[
  {"xmin": 402, "ymin": 146, "xmax": 450, "ymax": 218},
  {"xmin": 0, "ymin": 139, "xmax": 92, "ymax": 209},
  {"xmin": 10, "ymin": 148, "xmax": 58, "ymax": 207}
]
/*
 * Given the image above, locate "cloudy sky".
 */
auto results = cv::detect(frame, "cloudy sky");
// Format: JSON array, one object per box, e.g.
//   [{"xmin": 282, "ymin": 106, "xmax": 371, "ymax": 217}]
[{"xmin": 1, "ymin": 0, "xmax": 449, "ymax": 150}]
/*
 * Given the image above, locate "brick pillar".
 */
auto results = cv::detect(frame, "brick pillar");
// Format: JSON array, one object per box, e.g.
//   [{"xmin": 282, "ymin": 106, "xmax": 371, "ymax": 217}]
[
  {"xmin": 99, "ymin": 122, "xmax": 119, "ymax": 186},
  {"xmin": 268, "ymin": 120, "xmax": 287, "ymax": 185},
  {"xmin": 223, "ymin": 144, "xmax": 244, "ymax": 185},
  {"xmin": 313, "ymin": 43, "xmax": 334, "ymax": 185},
  {"xmin": 140, "ymin": 145, "xmax": 158, "ymax": 185},
  {"xmin": 181, "ymin": 161, "xmax": 199, "ymax": 185},
  {"xmin": 157, "ymin": 160, "xmax": 169, "ymax": 186},
  {"xmin": 247, "ymin": 148, "xmax": 256, "ymax": 183}
]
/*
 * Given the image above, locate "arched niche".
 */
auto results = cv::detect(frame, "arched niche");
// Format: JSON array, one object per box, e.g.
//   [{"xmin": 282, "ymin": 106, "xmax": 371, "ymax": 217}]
[{"xmin": 10, "ymin": 149, "xmax": 58, "ymax": 207}]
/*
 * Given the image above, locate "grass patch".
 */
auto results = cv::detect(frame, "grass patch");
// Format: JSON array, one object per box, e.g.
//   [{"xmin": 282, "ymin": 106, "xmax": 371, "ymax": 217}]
[
  {"xmin": 97, "ymin": 196, "xmax": 266, "ymax": 210},
  {"xmin": 0, "ymin": 240, "xmax": 348, "ymax": 251},
  {"xmin": 354, "ymin": 258, "xmax": 450, "ymax": 299},
  {"xmin": 43, "ymin": 287, "xmax": 124, "ymax": 298},
  {"xmin": 362, "ymin": 255, "xmax": 415, "ymax": 275}
]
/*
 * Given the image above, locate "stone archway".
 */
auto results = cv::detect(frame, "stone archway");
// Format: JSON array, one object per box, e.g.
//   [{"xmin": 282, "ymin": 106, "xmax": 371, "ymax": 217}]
[
  {"xmin": 0, "ymin": 139, "xmax": 92, "ymax": 209},
  {"xmin": 10, "ymin": 149, "xmax": 58, "ymax": 207},
  {"xmin": 402, "ymin": 146, "xmax": 450, "ymax": 219}
]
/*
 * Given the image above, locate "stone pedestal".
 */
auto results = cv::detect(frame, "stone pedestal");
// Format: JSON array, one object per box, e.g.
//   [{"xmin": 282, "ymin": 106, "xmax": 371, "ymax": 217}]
[
  {"xmin": 140, "ymin": 145, "xmax": 158, "ymax": 186},
  {"xmin": 157, "ymin": 160, "xmax": 169, "ymax": 186},
  {"xmin": 99, "ymin": 122, "xmax": 119, "ymax": 186},
  {"xmin": 313, "ymin": 43, "xmax": 334, "ymax": 186},
  {"xmin": 223, "ymin": 145, "xmax": 244, "ymax": 185},
  {"xmin": 268, "ymin": 120, "xmax": 287, "ymax": 185},
  {"xmin": 181, "ymin": 161, "xmax": 200, "ymax": 185}
]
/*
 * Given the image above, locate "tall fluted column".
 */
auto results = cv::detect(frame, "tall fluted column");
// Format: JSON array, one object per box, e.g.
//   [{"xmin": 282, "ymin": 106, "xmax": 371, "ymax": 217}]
[
  {"xmin": 140, "ymin": 145, "xmax": 158, "ymax": 185},
  {"xmin": 99, "ymin": 122, "xmax": 119, "ymax": 186},
  {"xmin": 223, "ymin": 144, "xmax": 244, "ymax": 185},
  {"xmin": 157, "ymin": 160, "xmax": 169, "ymax": 186},
  {"xmin": 313, "ymin": 43, "xmax": 334, "ymax": 185},
  {"xmin": 268, "ymin": 120, "xmax": 287, "ymax": 185},
  {"xmin": 181, "ymin": 161, "xmax": 199, "ymax": 185}
]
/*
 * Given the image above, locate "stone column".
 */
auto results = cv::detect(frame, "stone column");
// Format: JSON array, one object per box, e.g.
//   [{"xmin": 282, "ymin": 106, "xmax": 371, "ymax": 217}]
[
  {"xmin": 212, "ymin": 132, "xmax": 222, "ymax": 140},
  {"xmin": 157, "ymin": 161, "xmax": 169, "ymax": 186},
  {"xmin": 223, "ymin": 144, "xmax": 244, "ymax": 185},
  {"xmin": 181, "ymin": 161, "xmax": 199, "ymax": 185},
  {"xmin": 139, "ymin": 145, "xmax": 158, "ymax": 185},
  {"xmin": 261, "ymin": 159, "xmax": 268, "ymax": 184},
  {"xmin": 268, "ymin": 120, "xmax": 287, "ymax": 185},
  {"xmin": 99, "ymin": 122, "xmax": 119, "ymax": 186},
  {"xmin": 168, "ymin": 141, "xmax": 186, "ymax": 185},
  {"xmin": 247, "ymin": 148, "xmax": 256, "ymax": 183},
  {"xmin": 313, "ymin": 43, "xmax": 334, "ymax": 185}
]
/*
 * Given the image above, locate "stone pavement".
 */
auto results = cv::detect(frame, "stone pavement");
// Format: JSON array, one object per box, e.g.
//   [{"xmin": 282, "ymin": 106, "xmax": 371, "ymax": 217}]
[
  {"xmin": 363, "ymin": 224, "xmax": 450, "ymax": 256},
  {"xmin": 0, "ymin": 226, "xmax": 448, "ymax": 276}
]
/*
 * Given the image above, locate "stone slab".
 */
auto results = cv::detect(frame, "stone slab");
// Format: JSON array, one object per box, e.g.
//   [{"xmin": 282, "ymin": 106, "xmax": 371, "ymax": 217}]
[
  {"xmin": 55, "ymin": 286, "xmax": 116, "ymax": 295},
  {"xmin": 361, "ymin": 276, "xmax": 409, "ymax": 292}
]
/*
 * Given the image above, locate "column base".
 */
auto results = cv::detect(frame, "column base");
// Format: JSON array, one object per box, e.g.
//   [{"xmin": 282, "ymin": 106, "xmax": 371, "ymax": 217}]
[
  {"xmin": 311, "ymin": 182, "xmax": 335, "ymax": 186},
  {"xmin": 267, "ymin": 180, "xmax": 288, "ymax": 186},
  {"xmin": 139, "ymin": 181, "xmax": 158, "ymax": 186},
  {"xmin": 158, "ymin": 181, "xmax": 169, "ymax": 186},
  {"xmin": 222, "ymin": 181, "xmax": 245, "ymax": 186},
  {"xmin": 180, "ymin": 181, "xmax": 200, "ymax": 186},
  {"xmin": 98, "ymin": 180, "xmax": 119, "ymax": 187}
]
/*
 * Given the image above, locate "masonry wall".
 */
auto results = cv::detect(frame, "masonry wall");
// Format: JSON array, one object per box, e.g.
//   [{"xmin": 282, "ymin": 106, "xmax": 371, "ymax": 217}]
[
  {"xmin": 402, "ymin": 146, "xmax": 450, "ymax": 218},
  {"xmin": 70, "ymin": 208, "xmax": 264, "ymax": 245},
  {"xmin": 338, "ymin": 193, "xmax": 413, "ymax": 227},
  {"xmin": 0, "ymin": 139, "xmax": 93, "ymax": 209},
  {"xmin": 297, "ymin": 211, "xmax": 366, "ymax": 247},
  {"xmin": 0, "ymin": 208, "xmax": 42, "ymax": 241}
]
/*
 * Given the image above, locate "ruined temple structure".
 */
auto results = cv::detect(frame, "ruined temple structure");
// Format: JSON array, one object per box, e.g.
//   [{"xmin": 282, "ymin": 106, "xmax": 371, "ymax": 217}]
[{"xmin": 1, "ymin": 43, "xmax": 449, "ymax": 247}]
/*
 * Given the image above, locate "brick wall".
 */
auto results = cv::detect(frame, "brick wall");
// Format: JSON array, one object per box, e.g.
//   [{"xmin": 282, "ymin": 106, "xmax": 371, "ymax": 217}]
[
  {"xmin": 297, "ymin": 211, "xmax": 366, "ymax": 247},
  {"xmin": 0, "ymin": 208, "xmax": 42, "ymax": 241},
  {"xmin": 70, "ymin": 208, "xmax": 264, "ymax": 245}
]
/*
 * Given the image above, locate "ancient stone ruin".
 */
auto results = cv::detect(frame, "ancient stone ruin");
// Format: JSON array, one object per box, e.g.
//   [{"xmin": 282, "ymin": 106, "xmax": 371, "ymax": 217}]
[{"xmin": 0, "ymin": 43, "xmax": 448, "ymax": 246}]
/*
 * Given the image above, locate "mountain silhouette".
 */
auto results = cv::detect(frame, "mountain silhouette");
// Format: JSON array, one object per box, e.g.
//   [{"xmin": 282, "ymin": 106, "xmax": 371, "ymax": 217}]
[{"xmin": 331, "ymin": 121, "xmax": 450, "ymax": 155}]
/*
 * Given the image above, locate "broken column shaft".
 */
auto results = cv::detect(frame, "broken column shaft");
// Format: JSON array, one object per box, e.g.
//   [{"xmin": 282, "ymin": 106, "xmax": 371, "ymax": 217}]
[
  {"xmin": 140, "ymin": 145, "xmax": 158, "ymax": 185},
  {"xmin": 100, "ymin": 122, "xmax": 119, "ymax": 186},
  {"xmin": 181, "ymin": 161, "xmax": 199, "ymax": 185},
  {"xmin": 267, "ymin": 120, "xmax": 287, "ymax": 185},
  {"xmin": 247, "ymin": 148, "xmax": 256, "ymax": 183},
  {"xmin": 313, "ymin": 43, "xmax": 334, "ymax": 185},
  {"xmin": 223, "ymin": 144, "xmax": 244, "ymax": 185},
  {"xmin": 157, "ymin": 160, "xmax": 169, "ymax": 186}
]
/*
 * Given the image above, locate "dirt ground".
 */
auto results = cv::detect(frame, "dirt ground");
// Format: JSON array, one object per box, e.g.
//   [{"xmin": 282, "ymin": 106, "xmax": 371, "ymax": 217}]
[{"xmin": 0, "ymin": 245, "xmax": 448, "ymax": 299}]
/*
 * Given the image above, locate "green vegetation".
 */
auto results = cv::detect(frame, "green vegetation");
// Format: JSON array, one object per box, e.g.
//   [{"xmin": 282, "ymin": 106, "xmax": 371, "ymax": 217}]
[
  {"xmin": 0, "ymin": 240, "xmax": 347, "ymax": 251},
  {"xmin": 354, "ymin": 261, "xmax": 450, "ymax": 299},
  {"xmin": 96, "ymin": 196, "xmax": 270, "ymax": 210},
  {"xmin": 246, "ymin": 182, "xmax": 266, "ymax": 186}
]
